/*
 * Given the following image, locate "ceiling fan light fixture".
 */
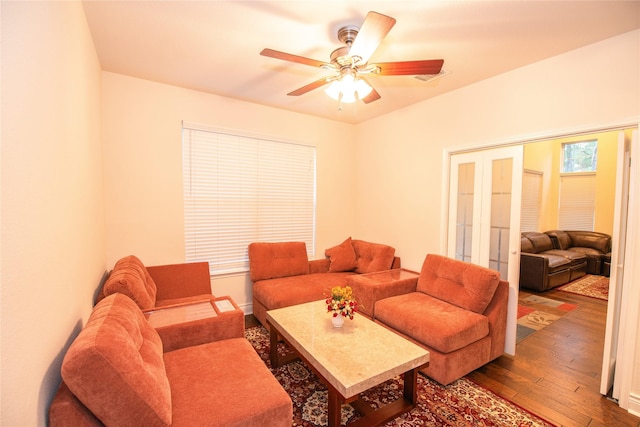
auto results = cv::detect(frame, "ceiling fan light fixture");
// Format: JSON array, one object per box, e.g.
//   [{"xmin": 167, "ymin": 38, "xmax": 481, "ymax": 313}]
[
  {"xmin": 355, "ymin": 78, "xmax": 373, "ymax": 98},
  {"xmin": 325, "ymin": 80, "xmax": 342, "ymax": 100},
  {"xmin": 324, "ymin": 74, "xmax": 372, "ymax": 103}
]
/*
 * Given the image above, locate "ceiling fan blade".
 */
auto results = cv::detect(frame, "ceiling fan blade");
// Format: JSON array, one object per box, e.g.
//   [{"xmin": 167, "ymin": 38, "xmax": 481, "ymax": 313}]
[
  {"xmin": 375, "ymin": 59, "xmax": 444, "ymax": 76},
  {"xmin": 361, "ymin": 86, "xmax": 381, "ymax": 104},
  {"xmin": 349, "ymin": 11, "xmax": 396, "ymax": 65},
  {"xmin": 261, "ymin": 48, "xmax": 327, "ymax": 68},
  {"xmin": 287, "ymin": 77, "xmax": 330, "ymax": 96}
]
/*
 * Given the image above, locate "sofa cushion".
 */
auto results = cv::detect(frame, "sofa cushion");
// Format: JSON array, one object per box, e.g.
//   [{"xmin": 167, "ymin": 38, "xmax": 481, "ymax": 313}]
[
  {"xmin": 103, "ymin": 255, "xmax": 157, "ymax": 310},
  {"xmin": 61, "ymin": 294, "xmax": 171, "ymax": 426},
  {"xmin": 416, "ymin": 254, "xmax": 500, "ymax": 314},
  {"xmin": 375, "ymin": 292, "xmax": 490, "ymax": 353},
  {"xmin": 253, "ymin": 272, "xmax": 355, "ymax": 310},
  {"xmin": 165, "ymin": 337, "xmax": 292, "ymax": 426},
  {"xmin": 352, "ymin": 239, "xmax": 396, "ymax": 274},
  {"xmin": 568, "ymin": 230, "xmax": 611, "ymax": 253},
  {"xmin": 248, "ymin": 242, "xmax": 310, "ymax": 281},
  {"xmin": 325, "ymin": 237, "xmax": 357, "ymax": 272},
  {"xmin": 522, "ymin": 232, "xmax": 555, "ymax": 253}
]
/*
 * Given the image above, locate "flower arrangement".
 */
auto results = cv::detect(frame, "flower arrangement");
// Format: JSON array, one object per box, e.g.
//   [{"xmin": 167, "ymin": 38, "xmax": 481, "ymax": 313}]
[{"xmin": 326, "ymin": 285, "xmax": 358, "ymax": 319}]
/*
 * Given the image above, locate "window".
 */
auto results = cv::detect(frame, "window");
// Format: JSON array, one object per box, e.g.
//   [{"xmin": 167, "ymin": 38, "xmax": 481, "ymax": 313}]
[
  {"xmin": 558, "ymin": 174, "xmax": 596, "ymax": 231},
  {"xmin": 521, "ymin": 170, "xmax": 542, "ymax": 232},
  {"xmin": 561, "ymin": 140, "xmax": 597, "ymax": 173},
  {"xmin": 182, "ymin": 123, "xmax": 316, "ymax": 275}
]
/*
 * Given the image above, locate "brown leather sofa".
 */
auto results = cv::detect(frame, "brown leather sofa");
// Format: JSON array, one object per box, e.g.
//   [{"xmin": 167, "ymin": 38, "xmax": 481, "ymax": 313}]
[
  {"xmin": 544, "ymin": 230, "xmax": 612, "ymax": 275},
  {"xmin": 520, "ymin": 232, "xmax": 587, "ymax": 291}
]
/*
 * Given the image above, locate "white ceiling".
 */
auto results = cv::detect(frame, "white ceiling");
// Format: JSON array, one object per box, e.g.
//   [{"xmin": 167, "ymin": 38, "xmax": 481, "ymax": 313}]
[{"xmin": 82, "ymin": 1, "xmax": 640, "ymax": 124}]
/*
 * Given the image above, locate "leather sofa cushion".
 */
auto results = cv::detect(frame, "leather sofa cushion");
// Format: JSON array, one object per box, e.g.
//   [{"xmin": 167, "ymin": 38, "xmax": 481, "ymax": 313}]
[
  {"xmin": 546, "ymin": 230, "xmax": 611, "ymax": 254},
  {"xmin": 569, "ymin": 247, "xmax": 605, "ymax": 257},
  {"xmin": 375, "ymin": 292, "xmax": 489, "ymax": 353},
  {"xmin": 522, "ymin": 232, "xmax": 555, "ymax": 253},
  {"xmin": 416, "ymin": 254, "xmax": 500, "ymax": 314},
  {"xmin": 521, "ymin": 236, "xmax": 535, "ymax": 253},
  {"xmin": 352, "ymin": 239, "xmax": 396, "ymax": 274},
  {"xmin": 103, "ymin": 255, "xmax": 157, "ymax": 310},
  {"xmin": 543, "ymin": 253, "xmax": 573, "ymax": 273},
  {"xmin": 253, "ymin": 272, "xmax": 355, "ymax": 310},
  {"xmin": 567, "ymin": 231, "xmax": 611, "ymax": 253},
  {"xmin": 325, "ymin": 237, "xmax": 357, "ymax": 272},
  {"xmin": 61, "ymin": 294, "xmax": 171, "ymax": 426},
  {"xmin": 248, "ymin": 242, "xmax": 310, "ymax": 281},
  {"xmin": 544, "ymin": 249, "xmax": 586, "ymax": 263}
]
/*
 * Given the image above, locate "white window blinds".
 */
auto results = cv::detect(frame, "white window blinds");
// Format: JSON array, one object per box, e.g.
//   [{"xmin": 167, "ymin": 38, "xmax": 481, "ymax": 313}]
[
  {"xmin": 521, "ymin": 170, "xmax": 542, "ymax": 232},
  {"xmin": 558, "ymin": 173, "xmax": 596, "ymax": 231},
  {"xmin": 182, "ymin": 123, "xmax": 316, "ymax": 275}
]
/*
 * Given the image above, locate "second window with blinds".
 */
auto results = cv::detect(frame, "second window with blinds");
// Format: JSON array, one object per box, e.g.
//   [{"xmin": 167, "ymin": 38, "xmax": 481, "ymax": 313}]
[
  {"xmin": 182, "ymin": 123, "xmax": 316, "ymax": 276},
  {"xmin": 558, "ymin": 140, "xmax": 598, "ymax": 231}
]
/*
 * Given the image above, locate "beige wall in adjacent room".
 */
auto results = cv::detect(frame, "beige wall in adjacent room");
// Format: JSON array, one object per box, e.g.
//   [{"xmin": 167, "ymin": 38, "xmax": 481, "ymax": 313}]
[
  {"xmin": 101, "ymin": 72, "xmax": 358, "ymax": 310},
  {"xmin": 1, "ymin": 2, "xmax": 105, "ymax": 425},
  {"xmin": 524, "ymin": 131, "xmax": 619, "ymax": 235}
]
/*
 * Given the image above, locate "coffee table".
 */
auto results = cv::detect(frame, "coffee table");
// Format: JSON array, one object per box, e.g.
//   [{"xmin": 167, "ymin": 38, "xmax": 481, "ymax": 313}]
[{"xmin": 266, "ymin": 300, "xmax": 429, "ymax": 427}]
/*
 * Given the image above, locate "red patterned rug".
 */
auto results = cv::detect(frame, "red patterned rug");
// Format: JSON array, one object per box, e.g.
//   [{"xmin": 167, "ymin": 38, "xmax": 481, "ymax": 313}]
[
  {"xmin": 245, "ymin": 326, "xmax": 555, "ymax": 427},
  {"xmin": 558, "ymin": 274, "xmax": 609, "ymax": 300}
]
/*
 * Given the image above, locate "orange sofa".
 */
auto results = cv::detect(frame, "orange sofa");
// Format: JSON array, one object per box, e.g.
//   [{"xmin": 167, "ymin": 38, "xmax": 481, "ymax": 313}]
[
  {"xmin": 49, "ymin": 293, "xmax": 292, "ymax": 426},
  {"xmin": 249, "ymin": 238, "xmax": 400, "ymax": 328},
  {"xmin": 372, "ymin": 254, "xmax": 508, "ymax": 385},
  {"xmin": 94, "ymin": 255, "xmax": 244, "ymax": 351}
]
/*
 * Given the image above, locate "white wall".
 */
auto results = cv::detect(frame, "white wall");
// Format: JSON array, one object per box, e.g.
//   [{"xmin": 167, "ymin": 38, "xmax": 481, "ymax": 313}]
[
  {"xmin": 355, "ymin": 30, "xmax": 640, "ymax": 271},
  {"xmin": 101, "ymin": 73, "xmax": 357, "ymax": 309},
  {"xmin": 1, "ymin": 2, "xmax": 105, "ymax": 425}
]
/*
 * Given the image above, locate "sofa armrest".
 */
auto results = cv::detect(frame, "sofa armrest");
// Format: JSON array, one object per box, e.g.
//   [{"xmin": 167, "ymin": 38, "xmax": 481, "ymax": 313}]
[
  {"xmin": 309, "ymin": 259, "xmax": 330, "ymax": 273},
  {"xmin": 146, "ymin": 262, "xmax": 212, "ymax": 301},
  {"xmin": 49, "ymin": 381, "xmax": 103, "ymax": 427},
  {"xmin": 144, "ymin": 297, "xmax": 245, "ymax": 352},
  {"xmin": 348, "ymin": 271, "xmax": 418, "ymax": 319},
  {"xmin": 484, "ymin": 280, "xmax": 509, "ymax": 360},
  {"xmin": 519, "ymin": 253, "xmax": 549, "ymax": 291}
]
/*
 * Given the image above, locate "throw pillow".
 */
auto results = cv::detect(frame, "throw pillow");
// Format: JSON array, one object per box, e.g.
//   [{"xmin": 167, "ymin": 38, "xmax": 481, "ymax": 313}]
[
  {"xmin": 352, "ymin": 240, "xmax": 396, "ymax": 274},
  {"xmin": 325, "ymin": 237, "xmax": 357, "ymax": 272}
]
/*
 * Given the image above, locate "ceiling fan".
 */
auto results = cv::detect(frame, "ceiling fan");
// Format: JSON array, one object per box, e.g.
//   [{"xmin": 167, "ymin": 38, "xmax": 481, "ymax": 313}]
[{"xmin": 260, "ymin": 11, "xmax": 444, "ymax": 104}]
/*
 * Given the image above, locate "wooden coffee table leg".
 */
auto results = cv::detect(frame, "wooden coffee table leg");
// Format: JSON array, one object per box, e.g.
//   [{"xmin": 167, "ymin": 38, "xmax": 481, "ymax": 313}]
[
  {"xmin": 268, "ymin": 322, "xmax": 280, "ymax": 368},
  {"xmin": 327, "ymin": 389, "xmax": 342, "ymax": 427},
  {"xmin": 403, "ymin": 368, "xmax": 418, "ymax": 403}
]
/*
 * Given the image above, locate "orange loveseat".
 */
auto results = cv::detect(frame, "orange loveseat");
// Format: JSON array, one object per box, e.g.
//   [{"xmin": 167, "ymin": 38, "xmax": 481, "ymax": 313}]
[
  {"xmin": 372, "ymin": 254, "xmax": 508, "ymax": 385},
  {"xmin": 49, "ymin": 294, "xmax": 292, "ymax": 426},
  {"xmin": 249, "ymin": 238, "xmax": 400, "ymax": 328},
  {"xmin": 94, "ymin": 255, "xmax": 244, "ymax": 351}
]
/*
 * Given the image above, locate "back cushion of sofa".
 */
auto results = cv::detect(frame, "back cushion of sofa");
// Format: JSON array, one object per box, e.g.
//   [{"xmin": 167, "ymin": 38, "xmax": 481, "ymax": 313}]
[
  {"xmin": 568, "ymin": 231, "xmax": 611, "ymax": 253},
  {"xmin": 62, "ymin": 294, "xmax": 171, "ymax": 426},
  {"xmin": 545, "ymin": 230, "xmax": 571, "ymax": 250},
  {"xmin": 103, "ymin": 255, "xmax": 157, "ymax": 310},
  {"xmin": 352, "ymin": 240, "xmax": 396, "ymax": 274},
  {"xmin": 523, "ymin": 232, "xmax": 554, "ymax": 253},
  {"xmin": 417, "ymin": 254, "xmax": 500, "ymax": 314},
  {"xmin": 520, "ymin": 236, "xmax": 534, "ymax": 253},
  {"xmin": 248, "ymin": 241, "xmax": 310, "ymax": 281}
]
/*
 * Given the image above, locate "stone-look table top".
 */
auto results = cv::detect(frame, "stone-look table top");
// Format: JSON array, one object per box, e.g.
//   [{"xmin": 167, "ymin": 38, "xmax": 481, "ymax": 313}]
[{"xmin": 266, "ymin": 300, "xmax": 430, "ymax": 398}]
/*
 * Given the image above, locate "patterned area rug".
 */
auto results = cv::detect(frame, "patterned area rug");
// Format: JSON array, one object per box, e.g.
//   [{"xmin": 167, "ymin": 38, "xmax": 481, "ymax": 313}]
[
  {"xmin": 245, "ymin": 326, "xmax": 555, "ymax": 426},
  {"xmin": 558, "ymin": 274, "xmax": 609, "ymax": 300},
  {"xmin": 517, "ymin": 295, "xmax": 577, "ymax": 343}
]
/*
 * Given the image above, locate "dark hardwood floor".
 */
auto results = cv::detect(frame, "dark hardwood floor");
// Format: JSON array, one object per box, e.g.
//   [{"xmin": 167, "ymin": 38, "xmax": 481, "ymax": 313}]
[
  {"xmin": 244, "ymin": 286, "xmax": 640, "ymax": 427},
  {"xmin": 468, "ymin": 287, "xmax": 640, "ymax": 427}
]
